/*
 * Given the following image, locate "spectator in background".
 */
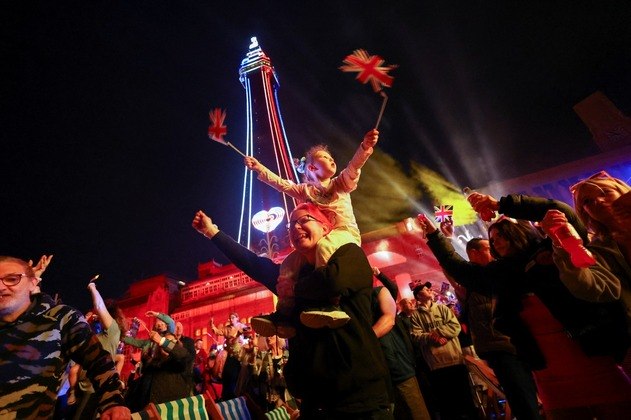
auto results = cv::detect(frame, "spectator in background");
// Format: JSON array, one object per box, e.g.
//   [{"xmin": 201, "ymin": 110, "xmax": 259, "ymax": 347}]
[
  {"xmin": 175, "ymin": 321, "xmax": 196, "ymax": 395},
  {"xmin": 68, "ymin": 280, "xmax": 126, "ymax": 420},
  {"xmin": 123, "ymin": 311, "xmax": 193, "ymax": 411},
  {"xmin": 397, "ymin": 295, "xmax": 438, "ymax": 417},
  {"xmin": 423, "ymin": 188, "xmax": 631, "ymax": 418},
  {"xmin": 409, "ymin": 281, "xmax": 478, "ymax": 419},
  {"xmin": 396, "ymin": 297, "xmax": 416, "ymax": 333},
  {"xmin": 372, "ymin": 268, "xmax": 431, "ymax": 420},
  {"xmin": 443, "ymin": 236, "xmax": 542, "ymax": 419},
  {"xmin": 193, "ymin": 338, "xmax": 208, "ymax": 394},
  {"xmin": 0, "ymin": 256, "xmax": 129, "ymax": 419},
  {"xmin": 210, "ymin": 313, "xmax": 249, "ymax": 400},
  {"xmin": 203, "ymin": 349, "xmax": 222, "ymax": 401},
  {"xmin": 257, "ymin": 335, "xmax": 291, "ymax": 411},
  {"xmin": 540, "ymin": 171, "xmax": 631, "ymax": 358}
]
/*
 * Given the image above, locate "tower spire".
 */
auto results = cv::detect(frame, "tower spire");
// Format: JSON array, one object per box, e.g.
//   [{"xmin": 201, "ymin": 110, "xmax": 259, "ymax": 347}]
[{"xmin": 237, "ymin": 37, "xmax": 298, "ymax": 254}]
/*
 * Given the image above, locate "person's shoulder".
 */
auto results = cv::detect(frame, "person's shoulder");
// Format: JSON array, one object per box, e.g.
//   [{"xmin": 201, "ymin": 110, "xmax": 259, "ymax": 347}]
[
  {"xmin": 409, "ymin": 309, "xmax": 422, "ymax": 319},
  {"xmin": 330, "ymin": 242, "xmax": 365, "ymax": 258},
  {"xmin": 435, "ymin": 303, "xmax": 452, "ymax": 315},
  {"xmin": 33, "ymin": 294, "xmax": 79, "ymax": 319},
  {"xmin": 104, "ymin": 321, "xmax": 122, "ymax": 341},
  {"xmin": 372, "ymin": 285, "xmax": 384, "ymax": 296},
  {"xmin": 336, "ymin": 242, "xmax": 363, "ymax": 251}
]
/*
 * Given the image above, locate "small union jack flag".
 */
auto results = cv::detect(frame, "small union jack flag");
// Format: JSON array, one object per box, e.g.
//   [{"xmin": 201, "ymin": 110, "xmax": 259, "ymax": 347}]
[
  {"xmin": 208, "ymin": 108, "xmax": 228, "ymax": 144},
  {"xmin": 434, "ymin": 205, "xmax": 454, "ymax": 223},
  {"xmin": 339, "ymin": 49, "xmax": 397, "ymax": 93}
]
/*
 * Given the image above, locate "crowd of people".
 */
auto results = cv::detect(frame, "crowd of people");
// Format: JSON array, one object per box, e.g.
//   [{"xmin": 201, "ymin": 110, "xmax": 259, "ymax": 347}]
[{"xmin": 2, "ymin": 127, "xmax": 630, "ymax": 420}]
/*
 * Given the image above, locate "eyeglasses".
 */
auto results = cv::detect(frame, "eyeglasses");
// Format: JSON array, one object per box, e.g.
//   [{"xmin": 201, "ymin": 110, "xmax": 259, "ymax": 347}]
[
  {"xmin": 0, "ymin": 273, "xmax": 39, "ymax": 287},
  {"xmin": 287, "ymin": 215, "xmax": 318, "ymax": 228}
]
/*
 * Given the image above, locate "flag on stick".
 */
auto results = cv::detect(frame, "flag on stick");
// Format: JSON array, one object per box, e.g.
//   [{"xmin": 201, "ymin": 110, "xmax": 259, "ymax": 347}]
[
  {"xmin": 208, "ymin": 108, "xmax": 228, "ymax": 143},
  {"xmin": 339, "ymin": 49, "xmax": 397, "ymax": 129},
  {"xmin": 340, "ymin": 49, "xmax": 397, "ymax": 92},
  {"xmin": 207, "ymin": 108, "xmax": 246, "ymax": 157},
  {"xmin": 434, "ymin": 205, "xmax": 454, "ymax": 223}
]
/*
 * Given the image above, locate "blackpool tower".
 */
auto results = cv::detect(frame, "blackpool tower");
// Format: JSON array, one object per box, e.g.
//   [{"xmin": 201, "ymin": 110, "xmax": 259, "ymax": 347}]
[{"xmin": 237, "ymin": 37, "xmax": 299, "ymax": 255}]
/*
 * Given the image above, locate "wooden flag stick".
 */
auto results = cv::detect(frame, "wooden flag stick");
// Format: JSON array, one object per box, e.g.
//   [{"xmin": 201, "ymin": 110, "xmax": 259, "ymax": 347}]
[
  {"xmin": 375, "ymin": 90, "xmax": 388, "ymax": 130},
  {"xmin": 226, "ymin": 142, "xmax": 246, "ymax": 158},
  {"xmin": 136, "ymin": 317, "xmax": 151, "ymax": 334}
]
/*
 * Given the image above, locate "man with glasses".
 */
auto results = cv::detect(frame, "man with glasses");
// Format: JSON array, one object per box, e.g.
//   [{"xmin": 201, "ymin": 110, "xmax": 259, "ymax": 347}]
[{"xmin": 0, "ymin": 256, "xmax": 130, "ymax": 420}]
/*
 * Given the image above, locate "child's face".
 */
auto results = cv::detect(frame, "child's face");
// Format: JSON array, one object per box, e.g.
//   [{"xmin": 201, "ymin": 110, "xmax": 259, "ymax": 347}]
[{"xmin": 308, "ymin": 151, "xmax": 336, "ymax": 180}]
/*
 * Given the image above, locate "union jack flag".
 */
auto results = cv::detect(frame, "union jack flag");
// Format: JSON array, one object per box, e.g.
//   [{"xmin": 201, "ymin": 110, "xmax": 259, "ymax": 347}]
[
  {"xmin": 208, "ymin": 108, "xmax": 227, "ymax": 144},
  {"xmin": 339, "ymin": 49, "xmax": 397, "ymax": 93},
  {"xmin": 434, "ymin": 205, "xmax": 454, "ymax": 223}
]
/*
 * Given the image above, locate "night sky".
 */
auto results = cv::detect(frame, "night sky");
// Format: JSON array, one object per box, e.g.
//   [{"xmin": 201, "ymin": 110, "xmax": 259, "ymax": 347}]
[{"xmin": 3, "ymin": 1, "xmax": 631, "ymax": 311}]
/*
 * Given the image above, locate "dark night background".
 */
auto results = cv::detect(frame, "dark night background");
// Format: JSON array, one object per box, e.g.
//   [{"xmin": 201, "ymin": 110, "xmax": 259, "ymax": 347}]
[{"xmin": 2, "ymin": 1, "xmax": 630, "ymax": 311}]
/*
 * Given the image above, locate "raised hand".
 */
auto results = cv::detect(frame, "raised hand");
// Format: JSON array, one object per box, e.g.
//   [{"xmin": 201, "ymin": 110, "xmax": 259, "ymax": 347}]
[
  {"xmin": 540, "ymin": 209, "xmax": 568, "ymax": 239},
  {"xmin": 149, "ymin": 330, "xmax": 162, "ymax": 344},
  {"xmin": 29, "ymin": 254, "xmax": 53, "ymax": 278},
  {"xmin": 244, "ymin": 156, "xmax": 262, "ymax": 172},
  {"xmin": 417, "ymin": 214, "xmax": 438, "ymax": 236},
  {"xmin": 466, "ymin": 192, "xmax": 499, "ymax": 214},
  {"xmin": 440, "ymin": 220, "xmax": 454, "ymax": 238},
  {"xmin": 362, "ymin": 129, "xmax": 379, "ymax": 149},
  {"xmin": 192, "ymin": 210, "xmax": 219, "ymax": 239}
]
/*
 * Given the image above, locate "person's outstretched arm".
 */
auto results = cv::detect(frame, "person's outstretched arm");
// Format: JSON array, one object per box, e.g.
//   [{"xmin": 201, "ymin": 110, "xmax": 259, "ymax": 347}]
[
  {"xmin": 29, "ymin": 254, "xmax": 53, "ymax": 278},
  {"xmin": 87, "ymin": 282, "xmax": 114, "ymax": 330},
  {"xmin": 192, "ymin": 210, "xmax": 281, "ymax": 293},
  {"xmin": 468, "ymin": 192, "xmax": 588, "ymax": 242},
  {"xmin": 372, "ymin": 287, "xmax": 396, "ymax": 338},
  {"xmin": 244, "ymin": 156, "xmax": 306, "ymax": 200},
  {"xmin": 541, "ymin": 209, "xmax": 623, "ymax": 302},
  {"xmin": 146, "ymin": 310, "xmax": 176, "ymax": 334},
  {"xmin": 336, "ymin": 129, "xmax": 378, "ymax": 192},
  {"xmin": 417, "ymin": 214, "xmax": 493, "ymax": 294},
  {"xmin": 373, "ymin": 268, "xmax": 398, "ymax": 300}
]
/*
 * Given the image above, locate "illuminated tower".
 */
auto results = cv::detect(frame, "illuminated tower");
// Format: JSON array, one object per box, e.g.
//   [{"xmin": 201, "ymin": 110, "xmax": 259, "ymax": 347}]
[{"xmin": 238, "ymin": 37, "xmax": 299, "ymax": 254}]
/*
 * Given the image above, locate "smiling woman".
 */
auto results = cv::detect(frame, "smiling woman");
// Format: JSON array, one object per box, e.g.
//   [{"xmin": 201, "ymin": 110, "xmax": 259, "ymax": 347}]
[
  {"xmin": 285, "ymin": 203, "xmax": 333, "ymax": 265},
  {"xmin": 192, "ymin": 207, "xmax": 394, "ymax": 418}
]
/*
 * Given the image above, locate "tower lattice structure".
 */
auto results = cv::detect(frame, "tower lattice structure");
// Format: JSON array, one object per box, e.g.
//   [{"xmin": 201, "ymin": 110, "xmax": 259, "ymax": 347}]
[{"xmin": 237, "ymin": 37, "xmax": 299, "ymax": 255}]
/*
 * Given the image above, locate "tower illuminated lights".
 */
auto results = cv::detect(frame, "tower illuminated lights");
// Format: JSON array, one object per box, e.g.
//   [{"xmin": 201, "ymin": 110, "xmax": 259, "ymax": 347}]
[{"xmin": 238, "ymin": 37, "xmax": 299, "ymax": 254}]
